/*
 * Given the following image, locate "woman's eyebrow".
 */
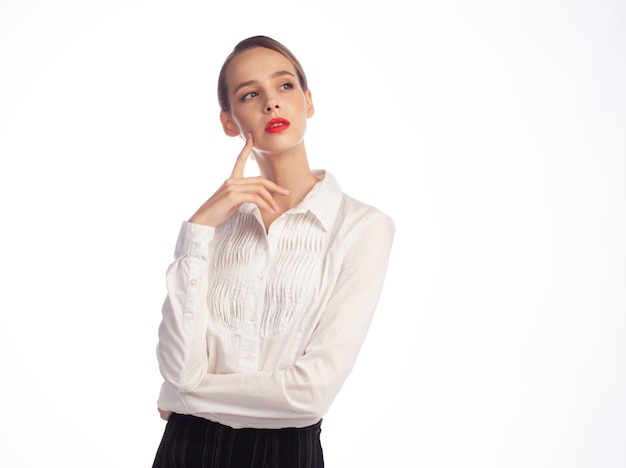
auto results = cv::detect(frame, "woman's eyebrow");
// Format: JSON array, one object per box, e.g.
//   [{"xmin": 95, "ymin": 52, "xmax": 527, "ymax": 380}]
[
  {"xmin": 232, "ymin": 70, "xmax": 296, "ymax": 95},
  {"xmin": 233, "ymin": 80, "xmax": 256, "ymax": 95},
  {"xmin": 271, "ymin": 70, "xmax": 296, "ymax": 80}
]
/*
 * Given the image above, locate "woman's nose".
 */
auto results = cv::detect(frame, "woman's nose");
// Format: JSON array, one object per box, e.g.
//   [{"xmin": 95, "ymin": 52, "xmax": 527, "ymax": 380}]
[{"xmin": 265, "ymin": 99, "xmax": 280, "ymax": 112}]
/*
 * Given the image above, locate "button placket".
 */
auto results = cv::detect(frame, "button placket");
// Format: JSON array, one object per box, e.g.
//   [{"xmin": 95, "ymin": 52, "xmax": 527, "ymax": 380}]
[{"xmin": 236, "ymin": 239, "xmax": 269, "ymax": 372}]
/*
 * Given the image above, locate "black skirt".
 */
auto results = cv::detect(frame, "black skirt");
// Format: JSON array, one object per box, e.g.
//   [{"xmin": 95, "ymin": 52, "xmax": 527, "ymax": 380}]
[{"xmin": 152, "ymin": 413, "xmax": 324, "ymax": 468}]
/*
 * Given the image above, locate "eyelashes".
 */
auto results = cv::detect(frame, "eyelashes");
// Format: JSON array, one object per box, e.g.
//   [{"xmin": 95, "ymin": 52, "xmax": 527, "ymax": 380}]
[
  {"xmin": 239, "ymin": 82, "xmax": 295, "ymax": 102},
  {"xmin": 241, "ymin": 91, "xmax": 259, "ymax": 102}
]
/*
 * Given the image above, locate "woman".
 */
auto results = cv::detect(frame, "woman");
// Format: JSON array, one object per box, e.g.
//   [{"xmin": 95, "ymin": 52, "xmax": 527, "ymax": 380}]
[{"xmin": 153, "ymin": 35, "xmax": 394, "ymax": 468}]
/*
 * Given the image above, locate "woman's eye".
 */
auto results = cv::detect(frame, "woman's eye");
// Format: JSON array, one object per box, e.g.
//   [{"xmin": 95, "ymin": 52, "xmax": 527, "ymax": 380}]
[
  {"xmin": 241, "ymin": 91, "xmax": 258, "ymax": 101},
  {"xmin": 279, "ymin": 82, "xmax": 294, "ymax": 90}
]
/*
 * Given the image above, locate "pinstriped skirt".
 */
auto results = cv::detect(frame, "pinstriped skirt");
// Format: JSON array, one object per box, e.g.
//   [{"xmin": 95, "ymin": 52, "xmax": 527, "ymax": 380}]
[{"xmin": 152, "ymin": 413, "xmax": 324, "ymax": 468}]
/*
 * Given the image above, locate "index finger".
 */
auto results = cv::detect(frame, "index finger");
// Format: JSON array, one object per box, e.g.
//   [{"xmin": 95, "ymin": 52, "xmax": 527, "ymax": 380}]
[{"xmin": 230, "ymin": 133, "xmax": 254, "ymax": 178}]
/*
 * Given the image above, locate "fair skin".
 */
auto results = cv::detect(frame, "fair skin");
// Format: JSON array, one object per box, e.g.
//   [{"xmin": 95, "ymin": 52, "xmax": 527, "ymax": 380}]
[
  {"xmin": 159, "ymin": 46, "xmax": 318, "ymax": 421},
  {"xmin": 189, "ymin": 46, "xmax": 318, "ymax": 232}
]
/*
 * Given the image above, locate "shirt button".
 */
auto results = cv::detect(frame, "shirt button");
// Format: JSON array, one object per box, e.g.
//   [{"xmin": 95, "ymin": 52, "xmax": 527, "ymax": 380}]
[
  {"xmin": 190, "ymin": 279, "xmax": 197, "ymax": 286},
  {"xmin": 250, "ymin": 314, "xmax": 258, "ymax": 322},
  {"xmin": 256, "ymin": 275, "xmax": 264, "ymax": 282}
]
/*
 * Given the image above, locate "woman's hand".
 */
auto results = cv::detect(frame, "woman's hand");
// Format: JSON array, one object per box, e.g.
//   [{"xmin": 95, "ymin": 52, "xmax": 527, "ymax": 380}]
[
  {"xmin": 188, "ymin": 134, "xmax": 289, "ymax": 227},
  {"xmin": 158, "ymin": 408, "xmax": 172, "ymax": 421}
]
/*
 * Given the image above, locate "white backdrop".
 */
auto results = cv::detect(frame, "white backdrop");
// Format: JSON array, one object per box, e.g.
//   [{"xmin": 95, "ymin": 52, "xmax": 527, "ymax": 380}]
[{"xmin": 1, "ymin": 1, "xmax": 625, "ymax": 467}]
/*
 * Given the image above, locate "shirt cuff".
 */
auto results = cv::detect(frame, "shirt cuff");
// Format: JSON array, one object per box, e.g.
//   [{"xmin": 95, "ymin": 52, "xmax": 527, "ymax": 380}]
[{"xmin": 174, "ymin": 221, "xmax": 216, "ymax": 260}]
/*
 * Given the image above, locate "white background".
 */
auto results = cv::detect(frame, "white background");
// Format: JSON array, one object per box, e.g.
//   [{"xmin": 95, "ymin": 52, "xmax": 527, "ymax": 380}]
[{"xmin": 1, "ymin": 1, "xmax": 625, "ymax": 467}]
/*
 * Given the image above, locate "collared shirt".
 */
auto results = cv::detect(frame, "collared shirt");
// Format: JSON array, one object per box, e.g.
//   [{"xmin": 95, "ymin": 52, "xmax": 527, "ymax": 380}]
[{"xmin": 156, "ymin": 171, "xmax": 395, "ymax": 429}]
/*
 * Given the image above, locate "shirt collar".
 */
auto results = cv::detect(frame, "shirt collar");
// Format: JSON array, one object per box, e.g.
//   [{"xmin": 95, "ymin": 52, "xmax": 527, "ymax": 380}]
[
  {"xmin": 239, "ymin": 170, "xmax": 343, "ymax": 232},
  {"xmin": 292, "ymin": 170, "xmax": 342, "ymax": 231}
]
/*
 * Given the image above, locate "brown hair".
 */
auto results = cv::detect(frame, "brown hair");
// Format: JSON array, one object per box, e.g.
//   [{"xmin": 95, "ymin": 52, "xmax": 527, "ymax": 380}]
[{"xmin": 217, "ymin": 36, "xmax": 308, "ymax": 112}]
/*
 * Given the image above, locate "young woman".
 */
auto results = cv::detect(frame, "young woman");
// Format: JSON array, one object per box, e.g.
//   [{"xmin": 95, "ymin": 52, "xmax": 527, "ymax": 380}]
[{"xmin": 152, "ymin": 35, "xmax": 395, "ymax": 468}]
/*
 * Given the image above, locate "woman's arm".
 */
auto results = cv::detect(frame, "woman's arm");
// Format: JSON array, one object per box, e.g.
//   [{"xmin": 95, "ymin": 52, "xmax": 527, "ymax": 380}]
[
  {"xmin": 157, "ymin": 135, "xmax": 289, "ymax": 393},
  {"xmin": 176, "ymin": 212, "xmax": 395, "ymax": 426},
  {"xmin": 156, "ymin": 221, "xmax": 215, "ymax": 393}
]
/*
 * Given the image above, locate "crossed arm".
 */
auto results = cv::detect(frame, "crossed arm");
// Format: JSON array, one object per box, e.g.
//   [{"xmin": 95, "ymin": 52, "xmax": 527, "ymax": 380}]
[{"xmin": 156, "ymin": 211, "xmax": 394, "ymax": 427}]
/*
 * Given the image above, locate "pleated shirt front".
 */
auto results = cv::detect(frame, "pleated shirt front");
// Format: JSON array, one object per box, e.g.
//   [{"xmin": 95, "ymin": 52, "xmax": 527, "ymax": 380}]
[{"xmin": 157, "ymin": 170, "xmax": 395, "ymax": 429}]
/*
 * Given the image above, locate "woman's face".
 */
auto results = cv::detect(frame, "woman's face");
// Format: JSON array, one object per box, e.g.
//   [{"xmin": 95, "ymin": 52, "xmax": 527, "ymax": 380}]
[{"xmin": 220, "ymin": 47, "xmax": 314, "ymax": 157}]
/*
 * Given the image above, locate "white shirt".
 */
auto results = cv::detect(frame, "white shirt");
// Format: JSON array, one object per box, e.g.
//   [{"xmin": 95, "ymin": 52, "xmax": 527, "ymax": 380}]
[{"xmin": 156, "ymin": 171, "xmax": 395, "ymax": 429}]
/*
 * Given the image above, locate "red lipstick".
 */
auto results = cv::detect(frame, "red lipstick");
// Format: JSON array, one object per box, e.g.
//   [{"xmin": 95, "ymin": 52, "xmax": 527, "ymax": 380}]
[{"xmin": 265, "ymin": 117, "xmax": 290, "ymax": 133}]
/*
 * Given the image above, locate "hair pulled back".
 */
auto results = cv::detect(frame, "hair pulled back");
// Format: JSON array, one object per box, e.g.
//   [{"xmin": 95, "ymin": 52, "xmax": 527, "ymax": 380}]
[{"xmin": 217, "ymin": 36, "xmax": 308, "ymax": 112}]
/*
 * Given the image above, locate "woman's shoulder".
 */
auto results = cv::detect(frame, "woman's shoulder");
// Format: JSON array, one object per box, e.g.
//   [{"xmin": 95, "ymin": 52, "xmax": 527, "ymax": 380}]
[
  {"xmin": 309, "ymin": 170, "xmax": 394, "ymax": 237},
  {"xmin": 337, "ymin": 193, "xmax": 395, "ymax": 236}
]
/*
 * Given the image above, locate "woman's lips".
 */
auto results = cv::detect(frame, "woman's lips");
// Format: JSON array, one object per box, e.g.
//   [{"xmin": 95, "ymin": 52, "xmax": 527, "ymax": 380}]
[{"xmin": 265, "ymin": 117, "xmax": 291, "ymax": 133}]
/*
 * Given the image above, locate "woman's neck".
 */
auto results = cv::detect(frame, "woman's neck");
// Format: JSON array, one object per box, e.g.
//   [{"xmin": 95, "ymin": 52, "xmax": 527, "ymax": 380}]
[{"xmin": 253, "ymin": 146, "xmax": 320, "ymax": 229}]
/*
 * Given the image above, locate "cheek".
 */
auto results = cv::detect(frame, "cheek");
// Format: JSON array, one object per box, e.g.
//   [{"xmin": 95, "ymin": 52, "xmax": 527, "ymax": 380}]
[
  {"xmin": 232, "ymin": 114, "xmax": 253, "ymax": 133},
  {"xmin": 297, "ymin": 95, "xmax": 310, "ymax": 118}
]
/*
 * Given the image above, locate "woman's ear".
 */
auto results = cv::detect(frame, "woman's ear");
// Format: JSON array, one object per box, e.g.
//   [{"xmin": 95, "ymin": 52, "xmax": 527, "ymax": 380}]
[
  {"xmin": 305, "ymin": 89, "xmax": 314, "ymax": 118},
  {"xmin": 220, "ymin": 111, "xmax": 240, "ymax": 137}
]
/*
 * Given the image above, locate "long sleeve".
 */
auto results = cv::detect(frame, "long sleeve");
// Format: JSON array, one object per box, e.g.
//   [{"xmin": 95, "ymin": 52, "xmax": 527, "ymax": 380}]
[
  {"xmin": 157, "ymin": 172, "xmax": 395, "ymax": 429},
  {"xmin": 170, "ymin": 211, "xmax": 395, "ymax": 429},
  {"xmin": 157, "ymin": 221, "xmax": 216, "ymax": 392}
]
